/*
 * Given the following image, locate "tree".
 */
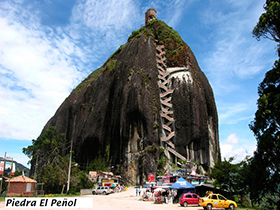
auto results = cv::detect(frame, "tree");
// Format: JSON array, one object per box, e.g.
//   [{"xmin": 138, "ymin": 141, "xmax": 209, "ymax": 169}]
[
  {"xmin": 37, "ymin": 156, "xmax": 93, "ymax": 194},
  {"xmin": 249, "ymin": 60, "xmax": 280, "ymax": 207},
  {"xmin": 86, "ymin": 156, "xmax": 108, "ymax": 173},
  {"xmin": 23, "ymin": 126, "xmax": 67, "ymax": 174},
  {"xmin": 253, "ymin": 0, "xmax": 280, "ymax": 55},
  {"xmin": 250, "ymin": 1, "xmax": 280, "ymax": 208},
  {"xmin": 22, "ymin": 127, "xmax": 94, "ymax": 194},
  {"xmin": 210, "ymin": 157, "xmax": 238, "ymax": 199}
]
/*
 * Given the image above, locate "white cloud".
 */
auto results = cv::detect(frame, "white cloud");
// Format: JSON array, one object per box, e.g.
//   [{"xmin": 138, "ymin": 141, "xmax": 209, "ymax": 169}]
[
  {"xmin": 226, "ymin": 133, "xmax": 239, "ymax": 144},
  {"xmin": 0, "ymin": 1, "xmax": 87, "ymax": 140},
  {"xmin": 200, "ymin": 1, "xmax": 277, "ymax": 96},
  {"xmin": 218, "ymin": 102, "xmax": 254, "ymax": 125},
  {"xmin": 0, "ymin": 0, "xmax": 146, "ymax": 141},
  {"xmin": 65, "ymin": 0, "xmax": 144, "ymax": 68},
  {"xmin": 165, "ymin": 0, "xmax": 189, "ymax": 27},
  {"xmin": 72, "ymin": 0, "xmax": 139, "ymax": 33},
  {"xmin": 221, "ymin": 133, "xmax": 256, "ymax": 163},
  {"xmin": 10, "ymin": 153, "xmax": 31, "ymax": 168}
]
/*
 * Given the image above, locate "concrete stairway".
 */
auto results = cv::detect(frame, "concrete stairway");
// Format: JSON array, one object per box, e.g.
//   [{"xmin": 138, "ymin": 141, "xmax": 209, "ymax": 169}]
[{"xmin": 156, "ymin": 44, "xmax": 186, "ymax": 162}]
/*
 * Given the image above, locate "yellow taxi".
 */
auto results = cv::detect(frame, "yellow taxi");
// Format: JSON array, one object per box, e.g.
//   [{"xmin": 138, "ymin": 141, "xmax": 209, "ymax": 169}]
[{"xmin": 199, "ymin": 193, "xmax": 237, "ymax": 210}]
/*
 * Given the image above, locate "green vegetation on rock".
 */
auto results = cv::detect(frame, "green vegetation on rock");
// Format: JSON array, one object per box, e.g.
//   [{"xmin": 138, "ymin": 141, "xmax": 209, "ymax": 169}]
[
  {"xmin": 128, "ymin": 19, "xmax": 187, "ymax": 67},
  {"xmin": 128, "ymin": 25, "xmax": 155, "ymax": 42},
  {"xmin": 73, "ymin": 59, "xmax": 117, "ymax": 96},
  {"xmin": 144, "ymin": 143, "xmax": 158, "ymax": 154},
  {"xmin": 128, "ymin": 19, "xmax": 182, "ymax": 46},
  {"xmin": 150, "ymin": 19, "xmax": 183, "ymax": 46}
]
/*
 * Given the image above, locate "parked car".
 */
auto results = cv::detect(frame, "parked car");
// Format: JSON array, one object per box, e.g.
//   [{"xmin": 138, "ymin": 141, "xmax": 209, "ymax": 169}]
[
  {"xmin": 92, "ymin": 186, "xmax": 113, "ymax": 195},
  {"xmin": 179, "ymin": 193, "xmax": 200, "ymax": 207},
  {"xmin": 199, "ymin": 193, "xmax": 237, "ymax": 210}
]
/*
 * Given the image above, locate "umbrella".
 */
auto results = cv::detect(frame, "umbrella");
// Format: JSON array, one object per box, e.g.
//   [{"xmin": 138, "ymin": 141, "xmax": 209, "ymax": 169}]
[
  {"xmin": 142, "ymin": 185, "xmax": 150, "ymax": 188},
  {"xmin": 111, "ymin": 183, "xmax": 116, "ymax": 187}
]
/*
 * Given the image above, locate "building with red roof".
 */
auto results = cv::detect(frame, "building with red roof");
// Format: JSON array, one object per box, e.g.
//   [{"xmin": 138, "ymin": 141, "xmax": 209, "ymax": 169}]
[{"xmin": 5, "ymin": 174, "xmax": 36, "ymax": 197}]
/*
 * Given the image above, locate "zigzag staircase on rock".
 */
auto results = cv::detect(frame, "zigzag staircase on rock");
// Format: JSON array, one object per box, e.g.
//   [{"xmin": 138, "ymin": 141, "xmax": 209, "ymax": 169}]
[{"xmin": 156, "ymin": 42, "xmax": 186, "ymax": 162}]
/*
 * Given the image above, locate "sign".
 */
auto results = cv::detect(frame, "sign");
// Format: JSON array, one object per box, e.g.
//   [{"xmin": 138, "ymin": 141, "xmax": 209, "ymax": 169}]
[
  {"xmin": 177, "ymin": 181, "xmax": 186, "ymax": 185},
  {"xmin": 0, "ymin": 161, "xmax": 16, "ymax": 176},
  {"xmin": 148, "ymin": 174, "xmax": 155, "ymax": 182},
  {"xmin": 5, "ymin": 197, "xmax": 93, "ymax": 208},
  {"xmin": 0, "ymin": 162, "xmax": 3, "ymax": 174}
]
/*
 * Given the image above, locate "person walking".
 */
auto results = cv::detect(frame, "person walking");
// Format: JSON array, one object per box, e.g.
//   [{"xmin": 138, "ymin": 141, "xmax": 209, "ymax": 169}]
[
  {"xmin": 139, "ymin": 189, "xmax": 141, "ymax": 196},
  {"xmin": 136, "ymin": 188, "xmax": 138, "ymax": 196}
]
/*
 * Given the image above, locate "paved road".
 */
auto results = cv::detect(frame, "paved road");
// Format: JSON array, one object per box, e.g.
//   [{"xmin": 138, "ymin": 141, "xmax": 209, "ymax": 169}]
[{"xmin": 0, "ymin": 187, "xmax": 225, "ymax": 210}]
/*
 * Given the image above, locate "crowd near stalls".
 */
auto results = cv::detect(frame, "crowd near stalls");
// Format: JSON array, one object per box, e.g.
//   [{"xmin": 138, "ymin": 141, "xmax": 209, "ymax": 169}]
[
  {"xmin": 136, "ymin": 169, "xmax": 229, "ymax": 205},
  {"xmin": 138, "ymin": 177, "xmax": 196, "ymax": 204}
]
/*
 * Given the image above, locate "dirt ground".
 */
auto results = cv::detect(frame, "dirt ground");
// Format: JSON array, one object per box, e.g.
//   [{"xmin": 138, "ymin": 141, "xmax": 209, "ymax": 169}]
[{"xmin": 0, "ymin": 187, "xmax": 225, "ymax": 210}]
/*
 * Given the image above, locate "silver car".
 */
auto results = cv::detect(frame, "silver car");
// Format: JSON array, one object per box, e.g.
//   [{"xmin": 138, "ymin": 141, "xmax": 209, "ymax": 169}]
[{"xmin": 92, "ymin": 186, "xmax": 113, "ymax": 195}]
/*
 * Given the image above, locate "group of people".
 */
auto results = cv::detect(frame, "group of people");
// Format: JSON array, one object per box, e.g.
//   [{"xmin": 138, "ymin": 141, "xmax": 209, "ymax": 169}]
[
  {"xmin": 142, "ymin": 189, "xmax": 154, "ymax": 201},
  {"xmin": 138, "ymin": 188, "xmax": 177, "ymax": 204},
  {"xmin": 135, "ymin": 187, "xmax": 141, "ymax": 196}
]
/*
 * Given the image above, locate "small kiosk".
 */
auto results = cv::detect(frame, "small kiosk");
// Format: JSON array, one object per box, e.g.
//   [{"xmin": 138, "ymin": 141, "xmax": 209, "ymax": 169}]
[{"xmin": 6, "ymin": 174, "xmax": 37, "ymax": 197}]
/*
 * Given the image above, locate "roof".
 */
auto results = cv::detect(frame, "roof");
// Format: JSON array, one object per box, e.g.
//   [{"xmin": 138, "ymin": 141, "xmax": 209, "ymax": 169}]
[
  {"xmin": 5, "ymin": 175, "xmax": 37, "ymax": 183},
  {"xmin": 88, "ymin": 171, "xmax": 115, "ymax": 178},
  {"xmin": 170, "ymin": 177, "xmax": 195, "ymax": 189},
  {"xmin": 102, "ymin": 172, "xmax": 113, "ymax": 176},
  {"xmin": 89, "ymin": 171, "xmax": 97, "ymax": 177}
]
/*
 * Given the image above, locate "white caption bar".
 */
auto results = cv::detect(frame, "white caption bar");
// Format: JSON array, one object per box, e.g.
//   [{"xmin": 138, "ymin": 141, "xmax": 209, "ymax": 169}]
[{"xmin": 5, "ymin": 197, "xmax": 93, "ymax": 208}]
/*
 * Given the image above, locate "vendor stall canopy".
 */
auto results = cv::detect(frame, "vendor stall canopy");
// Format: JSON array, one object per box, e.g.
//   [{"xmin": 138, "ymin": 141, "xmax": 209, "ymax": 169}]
[{"xmin": 170, "ymin": 177, "xmax": 195, "ymax": 189}]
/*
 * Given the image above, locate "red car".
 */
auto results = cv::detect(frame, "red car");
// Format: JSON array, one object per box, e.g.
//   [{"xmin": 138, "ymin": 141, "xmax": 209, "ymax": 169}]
[{"xmin": 179, "ymin": 193, "xmax": 200, "ymax": 207}]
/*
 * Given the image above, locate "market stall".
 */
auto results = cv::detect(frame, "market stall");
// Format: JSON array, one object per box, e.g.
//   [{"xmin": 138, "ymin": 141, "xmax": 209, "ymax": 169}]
[{"xmin": 170, "ymin": 177, "xmax": 195, "ymax": 202}]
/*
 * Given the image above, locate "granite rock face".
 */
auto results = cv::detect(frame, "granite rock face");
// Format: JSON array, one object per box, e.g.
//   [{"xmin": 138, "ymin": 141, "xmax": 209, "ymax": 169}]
[{"xmin": 40, "ymin": 20, "xmax": 220, "ymax": 184}]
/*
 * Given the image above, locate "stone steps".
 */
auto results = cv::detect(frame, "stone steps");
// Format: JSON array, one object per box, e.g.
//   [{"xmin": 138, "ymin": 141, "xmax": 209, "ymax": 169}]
[
  {"xmin": 160, "ymin": 99, "xmax": 172, "ymax": 108},
  {"xmin": 158, "ymin": 65, "xmax": 166, "ymax": 72},
  {"xmin": 166, "ymin": 141, "xmax": 175, "ymax": 149},
  {"xmin": 161, "ymin": 113, "xmax": 174, "ymax": 122},
  {"xmin": 158, "ymin": 75, "xmax": 167, "ymax": 81},
  {"xmin": 163, "ymin": 124, "xmax": 172, "ymax": 132},
  {"xmin": 161, "ymin": 131, "xmax": 175, "ymax": 141},
  {"xmin": 167, "ymin": 147, "xmax": 187, "ymax": 161},
  {"xmin": 156, "ymin": 43, "xmax": 186, "ymax": 162},
  {"xmin": 160, "ymin": 89, "xmax": 173, "ymax": 97},
  {"xmin": 159, "ymin": 83, "xmax": 169, "ymax": 92}
]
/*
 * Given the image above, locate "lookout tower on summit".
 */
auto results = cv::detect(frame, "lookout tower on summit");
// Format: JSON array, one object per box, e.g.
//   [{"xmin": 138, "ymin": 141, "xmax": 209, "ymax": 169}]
[{"xmin": 145, "ymin": 8, "xmax": 157, "ymax": 25}]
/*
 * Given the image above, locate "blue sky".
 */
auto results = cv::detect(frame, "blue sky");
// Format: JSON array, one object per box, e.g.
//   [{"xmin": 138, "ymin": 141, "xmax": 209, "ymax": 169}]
[{"xmin": 0, "ymin": 0, "xmax": 278, "ymax": 168}]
